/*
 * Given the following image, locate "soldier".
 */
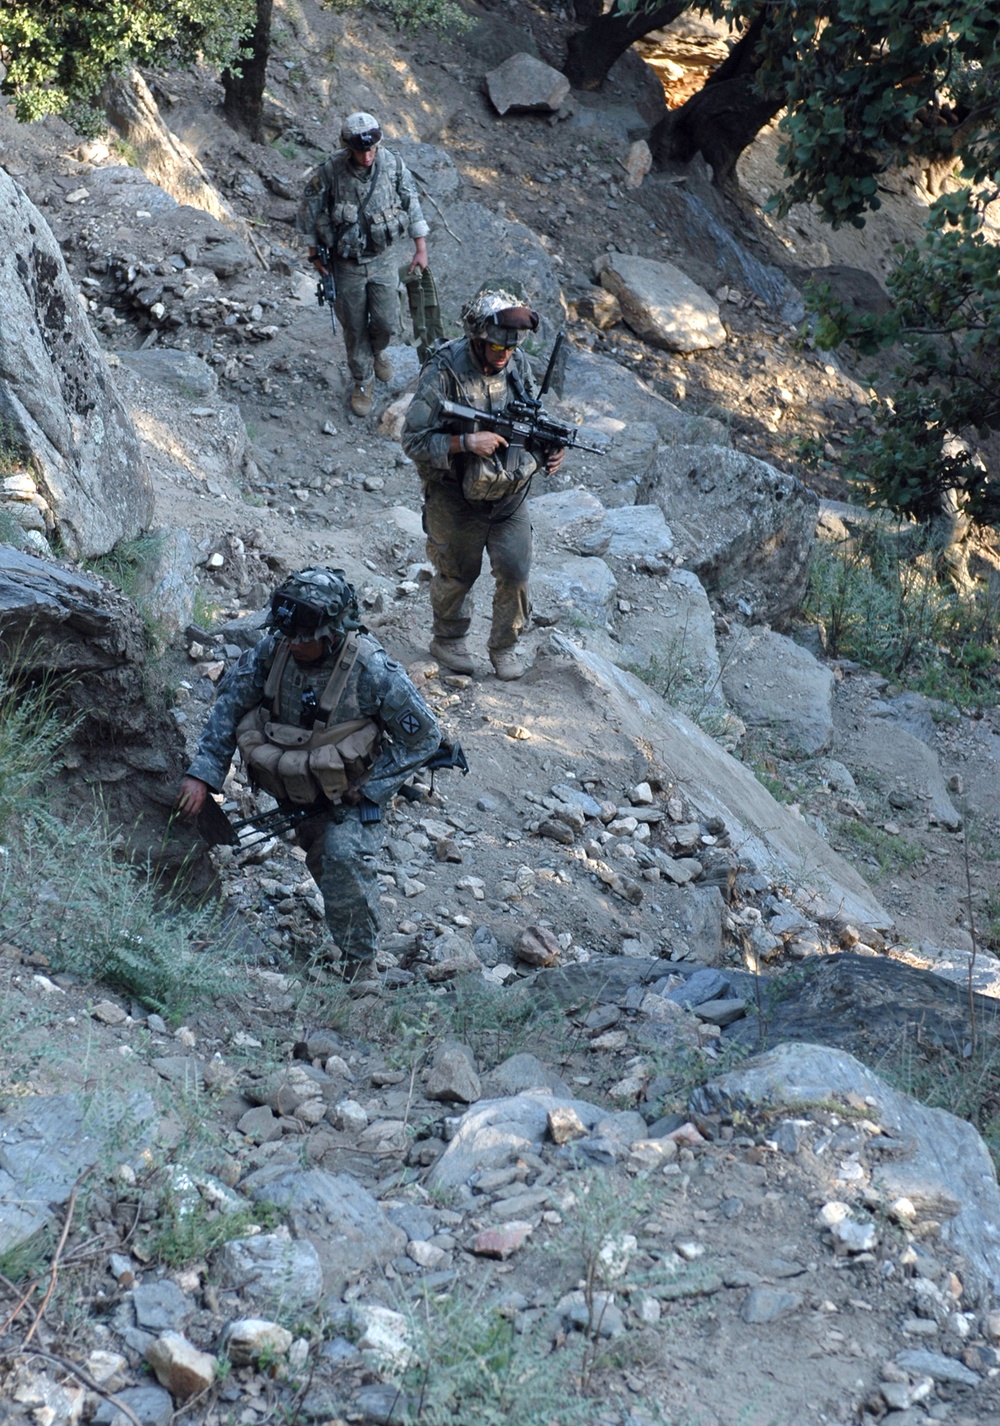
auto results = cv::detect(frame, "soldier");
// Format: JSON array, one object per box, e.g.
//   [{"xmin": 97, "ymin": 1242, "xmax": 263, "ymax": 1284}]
[
  {"xmin": 177, "ymin": 568, "xmax": 440, "ymax": 992},
  {"xmin": 401, "ymin": 287, "xmax": 565, "ymax": 681},
  {"xmin": 297, "ymin": 112, "xmax": 430, "ymax": 418}
]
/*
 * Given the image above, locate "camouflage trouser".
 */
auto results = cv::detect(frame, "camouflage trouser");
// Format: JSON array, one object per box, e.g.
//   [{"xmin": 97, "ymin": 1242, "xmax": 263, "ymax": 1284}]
[
  {"xmin": 333, "ymin": 247, "xmax": 399, "ymax": 383},
  {"xmin": 296, "ymin": 806, "xmax": 384, "ymax": 964},
  {"xmin": 422, "ymin": 481, "xmax": 532, "ymax": 653}
]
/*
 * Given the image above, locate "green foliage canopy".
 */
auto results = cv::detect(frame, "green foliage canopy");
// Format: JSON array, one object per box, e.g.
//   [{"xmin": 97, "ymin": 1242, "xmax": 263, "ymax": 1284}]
[
  {"xmin": 706, "ymin": 0, "xmax": 1000, "ymax": 525},
  {"xmin": 0, "ymin": 1, "xmax": 254, "ymax": 122}
]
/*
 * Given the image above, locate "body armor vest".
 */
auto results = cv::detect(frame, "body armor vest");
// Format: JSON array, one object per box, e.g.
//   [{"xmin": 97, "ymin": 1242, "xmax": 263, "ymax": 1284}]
[{"xmin": 235, "ymin": 634, "xmax": 381, "ymax": 806}]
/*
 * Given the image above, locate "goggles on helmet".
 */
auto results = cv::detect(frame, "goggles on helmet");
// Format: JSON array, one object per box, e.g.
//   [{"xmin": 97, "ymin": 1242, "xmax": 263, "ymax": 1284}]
[
  {"xmin": 346, "ymin": 126, "xmax": 382, "ymax": 151},
  {"xmin": 268, "ymin": 591, "xmax": 325, "ymax": 638}
]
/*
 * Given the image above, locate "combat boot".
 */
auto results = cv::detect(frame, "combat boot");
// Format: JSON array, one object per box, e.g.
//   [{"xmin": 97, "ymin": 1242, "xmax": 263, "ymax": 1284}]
[
  {"xmin": 491, "ymin": 646, "xmax": 528, "ymax": 681},
  {"xmin": 350, "ymin": 382, "xmax": 373, "ymax": 417},
  {"xmin": 373, "ymin": 352, "xmax": 394, "ymax": 383},
  {"xmin": 429, "ymin": 636, "xmax": 474, "ymax": 675}
]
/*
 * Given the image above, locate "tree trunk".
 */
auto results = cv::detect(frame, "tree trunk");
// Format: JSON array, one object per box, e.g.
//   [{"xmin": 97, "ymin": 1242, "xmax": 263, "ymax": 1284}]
[
  {"xmin": 221, "ymin": 0, "xmax": 273, "ymax": 143},
  {"xmin": 656, "ymin": 11, "xmax": 780, "ymax": 184},
  {"xmin": 564, "ymin": 0, "xmax": 688, "ymax": 91}
]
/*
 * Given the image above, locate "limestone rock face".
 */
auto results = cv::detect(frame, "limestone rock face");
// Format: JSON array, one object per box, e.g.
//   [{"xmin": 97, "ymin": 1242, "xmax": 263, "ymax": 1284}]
[
  {"xmin": 485, "ymin": 54, "xmax": 571, "ymax": 115},
  {"xmin": 597, "ymin": 253, "xmax": 728, "ymax": 352},
  {"xmin": 638, "ymin": 445, "xmax": 817, "ymax": 625},
  {"xmin": 0, "ymin": 170, "xmax": 153, "ymax": 558}
]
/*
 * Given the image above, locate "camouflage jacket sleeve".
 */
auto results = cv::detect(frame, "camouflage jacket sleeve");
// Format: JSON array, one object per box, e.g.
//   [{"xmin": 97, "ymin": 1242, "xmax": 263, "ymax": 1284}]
[
  {"xmin": 395, "ymin": 158, "xmax": 430, "ymax": 241},
  {"xmin": 400, "ymin": 353, "xmax": 454, "ymax": 475},
  {"xmin": 296, "ymin": 156, "xmax": 337, "ymax": 247},
  {"xmin": 185, "ymin": 635, "xmax": 280, "ymax": 790},
  {"xmin": 358, "ymin": 649, "xmax": 441, "ymax": 805}
]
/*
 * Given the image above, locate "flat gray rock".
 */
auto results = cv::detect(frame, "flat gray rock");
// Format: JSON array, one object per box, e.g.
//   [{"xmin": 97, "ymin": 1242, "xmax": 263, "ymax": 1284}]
[
  {"xmin": 427, "ymin": 1091, "xmax": 605, "ymax": 1190},
  {"xmin": 216, "ymin": 1232, "xmax": 324, "ymax": 1309},
  {"xmin": 240, "ymin": 1168, "xmax": 407, "ymax": 1293},
  {"xmin": 692, "ymin": 1041, "xmax": 1000, "ymax": 1299}
]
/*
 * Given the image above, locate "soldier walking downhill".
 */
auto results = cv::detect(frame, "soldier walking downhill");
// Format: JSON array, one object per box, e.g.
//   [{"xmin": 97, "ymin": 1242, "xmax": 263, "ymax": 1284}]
[
  {"xmin": 401, "ymin": 287, "xmax": 565, "ymax": 681},
  {"xmin": 177, "ymin": 568, "xmax": 440, "ymax": 992},
  {"xmin": 297, "ymin": 112, "xmax": 430, "ymax": 418}
]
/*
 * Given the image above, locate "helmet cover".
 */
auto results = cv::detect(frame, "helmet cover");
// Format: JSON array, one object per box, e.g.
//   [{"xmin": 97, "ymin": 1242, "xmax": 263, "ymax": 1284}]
[
  {"xmin": 461, "ymin": 288, "xmax": 540, "ymax": 347},
  {"xmin": 269, "ymin": 567, "xmax": 361, "ymax": 640},
  {"xmin": 341, "ymin": 111, "xmax": 382, "ymax": 151}
]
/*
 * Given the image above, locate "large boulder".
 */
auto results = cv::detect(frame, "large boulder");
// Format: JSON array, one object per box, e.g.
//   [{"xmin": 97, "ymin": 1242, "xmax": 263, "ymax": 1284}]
[
  {"xmin": 597, "ymin": 253, "xmax": 727, "ymax": 352},
  {"xmin": 0, "ymin": 546, "xmax": 203, "ymax": 880},
  {"xmin": 0, "ymin": 170, "xmax": 153, "ymax": 559},
  {"xmin": 484, "ymin": 54, "xmax": 571, "ymax": 116},
  {"xmin": 104, "ymin": 68, "xmax": 236, "ymax": 224},
  {"xmin": 638, "ymin": 445, "xmax": 817, "ymax": 625}
]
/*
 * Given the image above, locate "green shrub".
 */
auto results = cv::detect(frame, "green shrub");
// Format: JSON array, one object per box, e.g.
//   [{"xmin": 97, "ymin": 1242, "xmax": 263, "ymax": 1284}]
[{"xmin": 804, "ymin": 523, "xmax": 1000, "ymax": 706}]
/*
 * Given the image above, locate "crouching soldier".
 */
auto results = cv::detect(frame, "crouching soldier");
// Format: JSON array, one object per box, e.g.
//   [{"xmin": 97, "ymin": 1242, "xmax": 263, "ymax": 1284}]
[{"xmin": 177, "ymin": 568, "xmax": 440, "ymax": 993}]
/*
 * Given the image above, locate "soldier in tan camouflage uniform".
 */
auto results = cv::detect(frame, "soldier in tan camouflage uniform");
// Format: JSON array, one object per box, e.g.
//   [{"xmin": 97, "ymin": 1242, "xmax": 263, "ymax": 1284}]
[
  {"xmin": 297, "ymin": 112, "xmax": 430, "ymax": 417},
  {"xmin": 177, "ymin": 569, "xmax": 440, "ymax": 991},
  {"xmin": 401, "ymin": 288, "xmax": 565, "ymax": 681}
]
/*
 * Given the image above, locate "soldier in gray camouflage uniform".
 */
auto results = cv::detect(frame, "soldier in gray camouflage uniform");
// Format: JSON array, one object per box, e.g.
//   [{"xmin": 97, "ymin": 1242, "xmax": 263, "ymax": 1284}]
[
  {"xmin": 297, "ymin": 112, "xmax": 430, "ymax": 418},
  {"xmin": 401, "ymin": 288, "xmax": 565, "ymax": 681},
  {"xmin": 177, "ymin": 569, "xmax": 440, "ymax": 989}
]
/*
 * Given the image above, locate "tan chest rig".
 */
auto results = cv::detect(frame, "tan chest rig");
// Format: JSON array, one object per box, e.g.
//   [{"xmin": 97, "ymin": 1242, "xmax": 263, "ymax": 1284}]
[{"xmin": 235, "ymin": 634, "xmax": 381, "ymax": 806}]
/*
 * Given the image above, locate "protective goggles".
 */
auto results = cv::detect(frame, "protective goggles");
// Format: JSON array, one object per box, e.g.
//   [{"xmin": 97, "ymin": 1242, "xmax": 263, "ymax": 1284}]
[
  {"xmin": 346, "ymin": 128, "xmax": 382, "ymax": 151},
  {"xmin": 482, "ymin": 330, "xmax": 521, "ymax": 351},
  {"xmin": 269, "ymin": 592, "xmax": 326, "ymax": 637}
]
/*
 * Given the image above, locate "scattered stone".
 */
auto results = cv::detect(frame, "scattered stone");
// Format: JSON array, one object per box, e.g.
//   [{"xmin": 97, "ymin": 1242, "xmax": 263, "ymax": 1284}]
[
  {"xmin": 740, "ymin": 1288, "xmax": 803, "ymax": 1323},
  {"xmin": 547, "ymin": 1106, "xmax": 588, "ymax": 1145},
  {"xmin": 516, "ymin": 925, "xmax": 562, "ymax": 967},
  {"xmin": 221, "ymin": 1318, "xmax": 294, "ymax": 1366},
  {"xmin": 425, "ymin": 1043, "xmax": 482, "ymax": 1104},
  {"xmin": 469, "ymin": 1222, "xmax": 533, "ymax": 1259},
  {"xmin": 145, "ymin": 1332, "xmax": 216, "ymax": 1401}
]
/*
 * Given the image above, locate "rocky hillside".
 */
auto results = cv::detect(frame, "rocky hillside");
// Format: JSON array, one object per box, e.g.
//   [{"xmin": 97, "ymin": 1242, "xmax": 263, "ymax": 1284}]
[{"xmin": 2, "ymin": 5, "xmax": 1000, "ymax": 1425}]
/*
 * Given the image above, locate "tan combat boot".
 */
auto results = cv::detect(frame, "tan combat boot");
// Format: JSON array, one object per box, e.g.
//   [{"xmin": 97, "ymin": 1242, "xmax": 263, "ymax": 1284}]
[
  {"xmin": 491, "ymin": 646, "xmax": 528, "ymax": 681},
  {"xmin": 350, "ymin": 381, "xmax": 373, "ymax": 417},
  {"xmin": 373, "ymin": 352, "xmax": 394, "ymax": 383},
  {"xmin": 429, "ymin": 636, "xmax": 475, "ymax": 675}
]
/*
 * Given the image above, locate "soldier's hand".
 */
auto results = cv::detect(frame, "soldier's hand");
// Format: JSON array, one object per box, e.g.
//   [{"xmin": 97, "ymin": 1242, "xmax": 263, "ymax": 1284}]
[
  {"xmin": 408, "ymin": 239, "xmax": 429, "ymax": 273},
  {"xmin": 546, "ymin": 446, "xmax": 566, "ymax": 475},
  {"xmin": 176, "ymin": 776, "xmax": 209, "ymax": 819},
  {"xmin": 465, "ymin": 431, "xmax": 508, "ymax": 458},
  {"xmin": 342, "ymin": 786, "xmax": 363, "ymax": 806},
  {"xmin": 309, "ymin": 250, "xmax": 329, "ymax": 275}
]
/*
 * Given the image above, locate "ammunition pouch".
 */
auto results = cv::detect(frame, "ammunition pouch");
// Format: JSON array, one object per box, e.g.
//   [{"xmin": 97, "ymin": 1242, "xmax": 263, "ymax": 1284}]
[{"xmin": 236, "ymin": 711, "xmax": 381, "ymax": 806}]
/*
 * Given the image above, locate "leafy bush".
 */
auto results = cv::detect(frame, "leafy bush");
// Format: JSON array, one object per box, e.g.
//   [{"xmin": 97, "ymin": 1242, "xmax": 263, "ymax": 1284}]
[
  {"xmin": 0, "ymin": 1, "xmax": 254, "ymax": 121},
  {"xmin": 0, "ymin": 666, "xmax": 76, "ymax": 836},
  {"xmin": 14, "ymin": 808, "xmax": 234, "ymax": 1016},
  {"xmin": 803, "ymin": 523, "xmax": 1000, "ymax": 705},
  {"xmin": 399, "ymin": 1282, "xmax": 599, "ymax": 1426}
]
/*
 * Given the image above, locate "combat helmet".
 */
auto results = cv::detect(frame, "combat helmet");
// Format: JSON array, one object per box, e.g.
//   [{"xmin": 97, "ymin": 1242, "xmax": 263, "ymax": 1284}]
[
  {"xmin": 268, "ymin": 568, "xmax": 361, "ymax": 640},
  {"xmin": 340, "ymin": 112, "xmax": 382, "ymax": 151},
  {"xmin": 461, "ymin": 287, "xmax": 539, "ymax": 348}
]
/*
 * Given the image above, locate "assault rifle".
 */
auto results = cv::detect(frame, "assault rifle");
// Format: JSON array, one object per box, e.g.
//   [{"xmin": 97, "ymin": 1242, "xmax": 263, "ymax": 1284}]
[
  {"xmin": 439, "ymin": 331, "xmax": 604, "ymax": 471},
  {"xmin": 314, "ymin": 243, "xmax": 337, "ymax": 334},
  {"xmin": 196, "ymin": 738, "xmax": 469, "ymax": 850}
]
